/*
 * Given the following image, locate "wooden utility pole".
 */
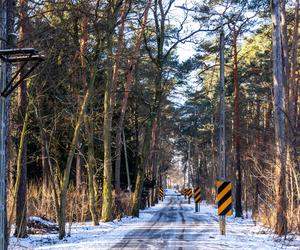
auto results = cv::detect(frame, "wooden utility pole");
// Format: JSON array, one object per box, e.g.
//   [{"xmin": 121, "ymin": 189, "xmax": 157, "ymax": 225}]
[
  {"xmin": 0, "ymin": 0, "xmax": 8, "ymax": 248},
  {"xmin": 219, "ymin": 18, "xmax": 226, "ymax": 235}
]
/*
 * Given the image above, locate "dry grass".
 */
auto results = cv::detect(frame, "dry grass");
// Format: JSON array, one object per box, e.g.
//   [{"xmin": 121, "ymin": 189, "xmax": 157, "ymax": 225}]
[
  {"xmin": 112, "ymin": 191, "xmax": 132, "ymax": 220},
  {"xmin": 7, "ymin": 183, "xmax": 94, "ymax": 224},
  {"xmin": 7, "ymin": 183, "xmax": 299, "ymax": 236},
  {"xmin": 258, "ymin": 206, "xmax": 276, "ymax": 230},
  {"xmin": 7, "ymin": 183, "xmax": 134, "ymax": 226},
  {"xmin": 257, "ymin": 204, "xmax": 300, "ymax": 235}
]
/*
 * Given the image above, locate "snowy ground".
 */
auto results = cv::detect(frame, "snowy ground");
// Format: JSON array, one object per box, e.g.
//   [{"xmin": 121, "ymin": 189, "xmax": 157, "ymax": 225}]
[{"xmin": 9, "ymin": 189, "xmax": 300, "ymax": 249}]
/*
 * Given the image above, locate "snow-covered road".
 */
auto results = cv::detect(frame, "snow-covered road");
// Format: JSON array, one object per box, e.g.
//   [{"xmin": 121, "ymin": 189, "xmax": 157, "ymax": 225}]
[{"xmin": 9, "ymin": 189, "xmax": 300, "ymax": 249}]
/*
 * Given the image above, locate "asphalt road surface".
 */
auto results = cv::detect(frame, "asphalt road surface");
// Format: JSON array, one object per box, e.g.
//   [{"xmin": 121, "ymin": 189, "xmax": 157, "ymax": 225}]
[{"xmin": 111, "ymin": 192, "xmax": 218, "ymax": 249}]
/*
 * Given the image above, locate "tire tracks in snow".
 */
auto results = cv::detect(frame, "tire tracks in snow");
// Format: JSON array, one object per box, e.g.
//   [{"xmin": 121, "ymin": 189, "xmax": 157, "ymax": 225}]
[
  {"xmin": 112, "ymin": 194, "xmax": 200, "ymax": 249},
  {"xmin": 113, "ymin": 198, "xmax": 174, "ymax": 249},
  {"xmin": 178, "ymin": 211, "xmax": 185, "ymax": 250}
]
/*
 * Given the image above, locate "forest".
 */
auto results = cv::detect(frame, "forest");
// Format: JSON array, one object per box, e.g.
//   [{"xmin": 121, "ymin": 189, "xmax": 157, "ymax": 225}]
[{"xmin": 0, "ymin": 0, "xmax": 299, "ymax": 248}]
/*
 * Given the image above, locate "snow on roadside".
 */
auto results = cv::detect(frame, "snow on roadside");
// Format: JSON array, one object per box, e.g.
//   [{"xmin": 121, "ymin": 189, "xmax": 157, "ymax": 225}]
[
  {"xmin": 8, "ymin": 199, "xmax": 167, "ymax": 250},
  {"xmin": 180, "ymin": 200, "xmax": 300, "ymax": 250},
  {"xmin": 8, "ymin": 189, "xmax": 300, "ymax": 249}
]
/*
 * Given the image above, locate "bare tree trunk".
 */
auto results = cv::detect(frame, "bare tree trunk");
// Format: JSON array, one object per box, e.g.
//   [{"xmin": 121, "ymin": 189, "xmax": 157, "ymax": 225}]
[
  {"xmin": 102, "ymin": 86, "xmax": 113, "ymax": 222},
  {"xmin": 85, "ymin": 114, "xmax": 99, "ymax": 225},
  {"xmin": 253, "ymin": 99, "xmax": 261, "ymax": 221},
  {"xmin": 15, "ymin": 0, "xmax": 30, "ymax": 238},
  {"xmin": 150, "ymin": 113, "xmax": 160, "ymax": 205},
  {"xmin": 280, "ymin": 1, "xmax": 296, "ymax": 230},
  {"xmin": 15, "ymin": 71, "xmax": 28, "ymax": 237},
  {"xmin": 74, "ymin": 14, "xmax": 83, "ymax": 194},
  {"xmin": 272, "ymin": 0, "xmax": 288, "ymax": 236},
  {"xmin": 130, "ymin": 120, "xmax": 152, "ymax": 216},
  {"xmin": 41, "ymin": 142, "xmax": 50, "ymax": 201},
  {"xmin": 233, "ymin": 29, "xmax": 242, "ymax": 218},
  {"xmin": 280, "ymin": 0, "xmax": 290, "ymax": 90},
  {"xmin": 78, "ymin": 13, "xmax": 99, "ymax": 226},
  {"xmin": 113, "ymin": 0, "xmax": 129, "ymax": 192},
  {"xmin": 101, "ymin": 1, "xmax": 115, "ymax": 222},
  {"xmin": 14, "ymin": 106, "xmax": 29, "ymax": 238},
  {"xmin": 288, "ymin": 0, "xmax": 300, "ymax": 232},
  {"xmin": 76, "ymin": 143, "xmax": 83, "ymax": 191},
  {"xmin": 110, "ymin": 0, "xmax": 129, "ymax": 110},
  {"xmin": 288, "ymin": 0, "xmax": 299, "ymax": 170}
]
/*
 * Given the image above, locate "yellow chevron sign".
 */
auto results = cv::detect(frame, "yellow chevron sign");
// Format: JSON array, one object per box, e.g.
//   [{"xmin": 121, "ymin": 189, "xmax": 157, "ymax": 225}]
[
  {"xmin": 183, "ymin": 188, "xmax": 188, "ymax": 196},
  {"xmin": 217, "ymin": 181, "xmax": 232, "ymax": 216},
  {"xmin": 194, "ymin": 187, "xmax": 201, "ymax": 203},
  {"xmin": 159, "ymin": 187, "xmax": 164, "ymax": 198},
  {"xmin": 187, "ymin": 188, "xmax": 193, "ymax": 198}
]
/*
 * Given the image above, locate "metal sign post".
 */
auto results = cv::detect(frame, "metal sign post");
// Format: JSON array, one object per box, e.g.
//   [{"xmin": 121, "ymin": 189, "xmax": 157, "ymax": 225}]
[
  {"xmin": 187, "ymin": 188, "xmax": 192, "ymax": 204},
  {"xmin": 194, "ymin": 187, "xmax": 201, "ymax": 212},
  {"xmin": 219, "ymin": 17, "xmax": 226, "ymax": 235}
]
